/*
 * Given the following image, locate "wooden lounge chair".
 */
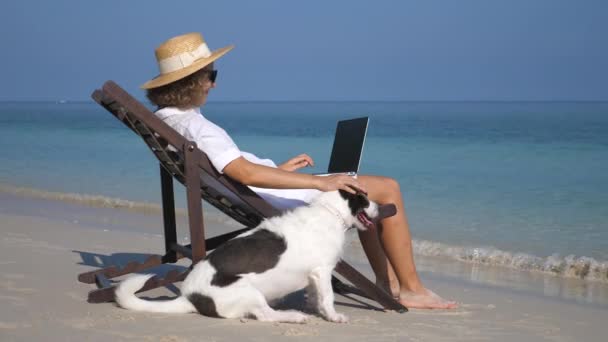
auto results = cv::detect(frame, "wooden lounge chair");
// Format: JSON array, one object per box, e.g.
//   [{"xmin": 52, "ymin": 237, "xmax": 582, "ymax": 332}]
[{"xmin": 77, "ymin": 81, "xmax": 407, "ymax": 313}]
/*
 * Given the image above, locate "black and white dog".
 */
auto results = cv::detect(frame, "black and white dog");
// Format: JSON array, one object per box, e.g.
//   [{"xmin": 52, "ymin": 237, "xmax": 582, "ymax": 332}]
[{"xmin": 115, "ymin": 190, "xmax": 378, "ymax": 323}]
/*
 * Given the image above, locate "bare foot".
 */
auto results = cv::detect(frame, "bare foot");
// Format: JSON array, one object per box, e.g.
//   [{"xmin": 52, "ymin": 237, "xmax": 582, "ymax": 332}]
[{"xmin": 398, "ymin": 288, "xmax": 458, "ymax": 309}]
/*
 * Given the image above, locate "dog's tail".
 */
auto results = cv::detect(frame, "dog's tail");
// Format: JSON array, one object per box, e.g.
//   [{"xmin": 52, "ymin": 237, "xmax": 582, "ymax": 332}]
[{"xmin": 115, "ymin": 274, "xmax": 195, "ymax": 314}]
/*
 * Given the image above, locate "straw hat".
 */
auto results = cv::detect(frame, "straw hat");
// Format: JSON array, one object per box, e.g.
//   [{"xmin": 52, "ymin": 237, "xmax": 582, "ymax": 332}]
[{"xmin": 141, "ymin": 32, "xmax": 234, "ymax": 89}]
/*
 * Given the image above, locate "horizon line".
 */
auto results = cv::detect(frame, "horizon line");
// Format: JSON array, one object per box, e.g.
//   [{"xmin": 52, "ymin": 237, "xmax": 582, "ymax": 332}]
[{"xmin": 2, "ymin": 99, "xmax": 608, "ymax": 104}]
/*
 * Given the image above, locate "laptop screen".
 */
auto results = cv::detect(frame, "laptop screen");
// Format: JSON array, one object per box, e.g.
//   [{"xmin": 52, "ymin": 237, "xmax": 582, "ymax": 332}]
[{"xmin": 327, "ymin": 117, "xmax": 369, "ymax": 173}]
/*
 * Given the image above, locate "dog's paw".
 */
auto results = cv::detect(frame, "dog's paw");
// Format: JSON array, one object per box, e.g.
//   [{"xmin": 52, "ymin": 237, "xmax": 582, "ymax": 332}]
[
  {"xmin": 326, "ymin": 312, "xmax": 349, "ymax": 323},
  {"xmin": 287, "ymin": 311, "xmax": 310, "ymax": 324}
]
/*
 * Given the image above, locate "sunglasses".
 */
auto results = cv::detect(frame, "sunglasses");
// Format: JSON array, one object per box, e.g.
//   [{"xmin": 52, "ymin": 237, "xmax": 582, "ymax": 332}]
[{"xmin": 208, "ymin": 69, "xmax": 218, "ymax": 83}]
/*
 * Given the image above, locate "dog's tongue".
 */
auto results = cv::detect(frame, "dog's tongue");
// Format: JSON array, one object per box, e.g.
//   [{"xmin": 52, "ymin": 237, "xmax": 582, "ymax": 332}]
[
  {"xmin": 358, "ymin": 204, "xmax": 397, "ymax": 229},
  {"xmin": 357, "ymin": 212, "xmax": 374, "ymax": 229}
]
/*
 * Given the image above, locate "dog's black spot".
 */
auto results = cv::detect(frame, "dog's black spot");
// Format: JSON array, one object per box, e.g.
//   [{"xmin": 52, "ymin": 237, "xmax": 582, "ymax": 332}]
[
  {"xmin": 338, "ymin": 190, "xmax": 370, "ymax": 216},
  {"xmin": 187, "ymin": 293, "xmax": 221, "ymax": 318},
  {"xmin": 211, "ymin": 273, "xmax": 241, "ymax": 287},
  {"xmin": 205, "ymin": 229, "xmax": 287, "ymax": 287}
]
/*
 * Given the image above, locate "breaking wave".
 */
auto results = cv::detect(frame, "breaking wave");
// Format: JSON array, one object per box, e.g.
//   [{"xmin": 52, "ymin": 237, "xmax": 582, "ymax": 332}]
[{"xmin": 413, "ymin": 239, "xmax": 608, "ymax": 283}]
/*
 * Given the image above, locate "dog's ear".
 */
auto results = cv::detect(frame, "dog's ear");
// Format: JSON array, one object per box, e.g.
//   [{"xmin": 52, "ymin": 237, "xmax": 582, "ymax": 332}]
[
  {"xmin": 354, "ymin": 192, "xmax": 370, "ymax": 210},
  {"xmin": 338, "ymin": 189, "xmax": 352, "ymax": 200},
  {"xmin": 339, "ymin": 189, "xmax": 370, "ymax": 215}
]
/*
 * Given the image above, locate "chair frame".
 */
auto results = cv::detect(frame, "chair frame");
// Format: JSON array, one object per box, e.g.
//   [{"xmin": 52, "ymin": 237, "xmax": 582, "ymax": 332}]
[{"xmin": 77, "ymin": 81, "xmax": 407, "ymax": 313}]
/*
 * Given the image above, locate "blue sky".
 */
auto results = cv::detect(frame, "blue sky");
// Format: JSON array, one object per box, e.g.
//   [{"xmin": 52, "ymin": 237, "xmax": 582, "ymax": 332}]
[{"xmin": 1, "ymin": 0, "xmax": 606, "ymax": 101}]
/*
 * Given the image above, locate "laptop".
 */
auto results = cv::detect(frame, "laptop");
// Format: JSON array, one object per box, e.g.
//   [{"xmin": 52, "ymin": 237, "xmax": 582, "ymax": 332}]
[{"xmin": 316, "ymin": 117, "xmax": 369, "ymax": 176}]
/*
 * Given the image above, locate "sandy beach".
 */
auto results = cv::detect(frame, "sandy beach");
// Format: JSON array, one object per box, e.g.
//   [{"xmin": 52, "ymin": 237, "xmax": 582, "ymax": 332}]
[{"xmin": 1, "ymin": 191, "xmax": 606, "ymax": 342}]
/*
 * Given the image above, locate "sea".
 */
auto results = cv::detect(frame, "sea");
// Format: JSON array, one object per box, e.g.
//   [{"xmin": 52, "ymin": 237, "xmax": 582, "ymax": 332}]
[{"xmin": 1, "ymin": 100, "xmax": 607, "ymax": 305}]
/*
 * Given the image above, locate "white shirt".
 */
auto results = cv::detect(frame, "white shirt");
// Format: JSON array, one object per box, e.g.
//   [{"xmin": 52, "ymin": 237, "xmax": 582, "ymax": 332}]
[{"xmin": 154, "ymin": 107, "xmax": 320, "ymax": 209}]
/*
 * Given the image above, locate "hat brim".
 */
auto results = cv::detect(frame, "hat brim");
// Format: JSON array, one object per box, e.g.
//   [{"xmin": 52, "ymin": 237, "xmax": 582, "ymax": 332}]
[{"xmin": 140, "ymin": 45, "xmax": 234, "ymax": 89}]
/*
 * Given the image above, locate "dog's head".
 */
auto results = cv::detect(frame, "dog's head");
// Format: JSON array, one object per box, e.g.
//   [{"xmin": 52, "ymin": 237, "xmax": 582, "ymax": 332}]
[{"xmin": 336, "ymin": 190, "xmax": 379, "ymax": 231}]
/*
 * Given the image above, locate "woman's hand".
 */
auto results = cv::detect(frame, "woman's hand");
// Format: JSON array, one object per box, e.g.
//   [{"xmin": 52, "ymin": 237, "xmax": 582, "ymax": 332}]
[
  {"xmin": 278, "ymin": 154, "xmax": 314, "ymax": 172},
  {"xmin": 316, "ymin": 174, "xmax": 367, "ymax": 194}
]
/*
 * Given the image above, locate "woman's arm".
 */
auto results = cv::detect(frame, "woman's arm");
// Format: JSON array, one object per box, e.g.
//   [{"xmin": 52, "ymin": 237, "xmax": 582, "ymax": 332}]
[
  {"xmin": 277, "ymin": 154, "xmax": 314, "ymax": 172},
  {"xmin": 223, "ymin": 157, "xmax": 365, "ymax": 194}
]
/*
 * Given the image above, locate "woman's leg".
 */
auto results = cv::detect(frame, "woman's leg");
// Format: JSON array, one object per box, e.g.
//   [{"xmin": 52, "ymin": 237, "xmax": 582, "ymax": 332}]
[
  {"xmin": 357, "ymin": 175, "xmax": 457, "ymax": 309},
  {"xmin": 357, "ymin": 223, "xmax": 400, "ymax": 297}
]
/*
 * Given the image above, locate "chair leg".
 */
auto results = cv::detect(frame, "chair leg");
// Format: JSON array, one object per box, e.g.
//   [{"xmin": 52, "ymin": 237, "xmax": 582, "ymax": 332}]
[
  {"xmin": 334, "ymin": 260, "xmax": 407, "ymax": 312},
  {"xmin": 78, "ymin": 255, "xmax": 163, "ymax": 284},
  {"xmin": 184, "ymin": 143, "xmax": 206, "ymax": 263},
  {"xmin": 160, "ymin": 165, "xmax": 179, "ymax": 263},
  {"xmin": 331, "ymin": 276, "xmax": 369, "ymax": 298}
]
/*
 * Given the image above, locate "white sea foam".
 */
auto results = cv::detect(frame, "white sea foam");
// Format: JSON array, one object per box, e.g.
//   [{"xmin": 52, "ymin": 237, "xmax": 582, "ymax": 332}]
[
  {"xmin": 413, "ymin": 239, "xmax": 608, "ymax": 283},
  {"xmin": 0, "ymin": 184, "xmax": 173, "ymax": 215},
  {"xmin": 0, "ymin": 183, "xmax": 242, "ymax": 228}
]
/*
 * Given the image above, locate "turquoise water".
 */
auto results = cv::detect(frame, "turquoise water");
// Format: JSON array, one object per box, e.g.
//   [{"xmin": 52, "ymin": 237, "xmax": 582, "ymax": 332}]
[{"xmin": 1, "ymin": 101, "xmax": 607, "ymax": 282}]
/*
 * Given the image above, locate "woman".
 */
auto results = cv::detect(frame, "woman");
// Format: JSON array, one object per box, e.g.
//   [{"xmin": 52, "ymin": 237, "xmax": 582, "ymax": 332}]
[{"xmin": 142, "ymin": 32, "xmax": 456, "ymax": 309}]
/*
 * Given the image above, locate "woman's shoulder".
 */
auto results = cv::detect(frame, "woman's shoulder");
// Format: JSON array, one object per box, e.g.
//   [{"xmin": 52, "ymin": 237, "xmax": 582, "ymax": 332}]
[
  {"xmin": 156, "ymin": 107, "xmax": 230, "ymax": 138},
  {"xmin": 155, "ymin": 106, "xmax": 199, "ymax": 118}
]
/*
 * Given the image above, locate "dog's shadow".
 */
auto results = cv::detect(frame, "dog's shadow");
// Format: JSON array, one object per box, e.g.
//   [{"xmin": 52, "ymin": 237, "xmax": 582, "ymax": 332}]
[{"xmin": 273, "ymin": 290, "xmax": 384, "ymax": 313}]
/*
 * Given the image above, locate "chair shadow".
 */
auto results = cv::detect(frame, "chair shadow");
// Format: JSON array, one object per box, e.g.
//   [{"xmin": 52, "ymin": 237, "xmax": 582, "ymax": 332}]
[{"xmin": 74, "ymin": 250, "xmax": 186, "ymax": 296}]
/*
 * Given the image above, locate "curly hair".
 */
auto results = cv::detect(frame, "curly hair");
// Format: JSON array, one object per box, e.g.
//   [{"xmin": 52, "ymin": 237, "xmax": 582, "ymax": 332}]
[{"xmin": 146, "ymin": 67, "xmax": 213, "ymax": 109}]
